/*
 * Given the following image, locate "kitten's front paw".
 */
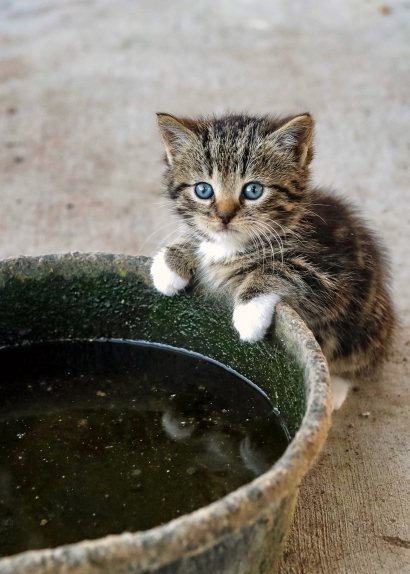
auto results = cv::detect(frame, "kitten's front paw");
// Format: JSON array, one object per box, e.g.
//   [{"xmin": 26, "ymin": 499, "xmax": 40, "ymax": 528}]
[
  {"xmin": 151, "ymin": 250, "xmax": 188, "ymax": 296},
  {"xmin": 233, "ymin": 294, "xmax": 280, "ymax": 342}
]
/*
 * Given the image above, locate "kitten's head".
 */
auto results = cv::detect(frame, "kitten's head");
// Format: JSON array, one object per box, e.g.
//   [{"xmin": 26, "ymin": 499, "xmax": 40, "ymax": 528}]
[{"xmin": 157, "ymin": 113, "xmax": 314, "ymax": 250}]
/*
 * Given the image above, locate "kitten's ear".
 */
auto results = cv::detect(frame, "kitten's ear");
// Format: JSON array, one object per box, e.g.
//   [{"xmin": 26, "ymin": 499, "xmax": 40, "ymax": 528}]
[
  {"xmin": 268, "ymin": 114, "xmax": 314, "ymax": 167},
  {"xmin": 157, "ymin": 113, "xmax": 198, "ymax": 165}
]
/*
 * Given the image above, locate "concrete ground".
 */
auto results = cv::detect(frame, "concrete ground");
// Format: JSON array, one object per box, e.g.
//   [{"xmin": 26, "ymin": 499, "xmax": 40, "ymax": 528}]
[{"xmin": 0, "ymin": 0, "xmax": 409, "ymax": 572}]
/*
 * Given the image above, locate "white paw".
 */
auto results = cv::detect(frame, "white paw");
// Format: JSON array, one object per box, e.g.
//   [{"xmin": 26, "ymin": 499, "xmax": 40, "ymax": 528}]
[
  {"xmin": 151, "ymin": 250, "xmax": 188, "ymax": 296},
  {"xmin": 331, "ymin": 376, "xmax": 351, "ymax": 411},
  {"xmin": 233, "ymin": 293, "xmax": 280, "ymax": 342}
]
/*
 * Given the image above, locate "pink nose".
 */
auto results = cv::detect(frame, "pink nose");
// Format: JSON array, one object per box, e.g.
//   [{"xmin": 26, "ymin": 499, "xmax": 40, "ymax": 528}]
[{"xmin": 218, "ymin": 212, "xmax": 233, "ymax": 225}]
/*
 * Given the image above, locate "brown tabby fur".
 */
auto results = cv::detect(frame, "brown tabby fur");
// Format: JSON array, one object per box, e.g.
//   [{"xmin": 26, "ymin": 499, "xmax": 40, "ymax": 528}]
[{"xmin": 155, "ymin": 112, "xmax": 395, "ymax": 378}]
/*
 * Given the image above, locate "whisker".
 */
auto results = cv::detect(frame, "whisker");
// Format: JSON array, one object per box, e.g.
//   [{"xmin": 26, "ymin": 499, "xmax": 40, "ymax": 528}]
[
  {"xmin": 137, "ymin": 220, "xmax": 179, "ymax": 254},
  {"xmin": 150, "ymin": 230, "xmax": 182, "ymax": 255},
  {"xmin": 255, "ymin": 215, "xmax": 295, "ymax": 240},
  {"xmin": 252, "ymin": 221, "xmax": 283, "ymax": 265},
  {"xmin": 250, "ymin": 228, "xmax": 267, "ymax": 273},
  {"xmin": 243, "ymin": 227, "xmax": 267, "ymax": 273},
  {"xmin": 258, "ymin": 221, "xmax": 284, "ymax": 258},
  {"xmin": 256, "ymin": 216, "xmax": 301, "ymax": 242},
  {"xmin": 251, "ymin": 223, "xmax": 278, "ymax": 267},
  {"xmin": 298, "ymin": 206, "xmax": 327, "ymax": 224}
]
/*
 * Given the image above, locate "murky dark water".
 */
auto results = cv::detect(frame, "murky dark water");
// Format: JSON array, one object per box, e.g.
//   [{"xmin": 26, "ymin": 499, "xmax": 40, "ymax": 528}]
[{"xmin": 0, "ymin": 340, "xmax": 289, "ymax": 556}]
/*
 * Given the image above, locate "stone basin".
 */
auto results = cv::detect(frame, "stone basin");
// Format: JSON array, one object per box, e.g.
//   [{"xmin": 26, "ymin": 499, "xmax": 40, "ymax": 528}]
[{"xmin": 0, "ymin": 253, "xmax": 331, "ymax": 574}]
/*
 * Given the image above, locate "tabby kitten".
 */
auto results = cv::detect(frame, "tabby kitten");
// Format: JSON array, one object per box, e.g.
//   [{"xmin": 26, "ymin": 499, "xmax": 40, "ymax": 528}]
[{"xmin": 150, "ymin": 112, "xmax": 395, "ymax": 409}]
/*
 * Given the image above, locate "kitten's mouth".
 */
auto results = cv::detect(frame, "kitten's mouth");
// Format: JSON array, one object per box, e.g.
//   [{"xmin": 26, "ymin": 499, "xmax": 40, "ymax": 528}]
[{"xmin": 217, "ymin": 225, "xmax": 239, "ymax": 234}]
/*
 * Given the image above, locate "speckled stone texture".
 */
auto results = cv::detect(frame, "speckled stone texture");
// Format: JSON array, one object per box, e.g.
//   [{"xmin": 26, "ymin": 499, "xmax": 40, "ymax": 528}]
[{"xmin": 0, "ymin": 254, "xmax": 331, "ymax": 574}]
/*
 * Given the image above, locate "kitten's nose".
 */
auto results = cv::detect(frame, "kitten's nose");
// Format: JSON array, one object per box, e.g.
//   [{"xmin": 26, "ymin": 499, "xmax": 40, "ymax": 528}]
[
  {"xmin": 216, "ymin": 199, "xmax": 238, "ymax": 225},
  {"xmin": 218, "ymin": 212, "xmax": 233, "ymax": 225}
]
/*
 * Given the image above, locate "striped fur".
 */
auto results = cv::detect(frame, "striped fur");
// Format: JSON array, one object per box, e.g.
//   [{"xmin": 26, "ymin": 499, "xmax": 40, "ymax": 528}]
[{"xmin": 152, "ymin": 112, "xmax": 395, "ymax": 378}]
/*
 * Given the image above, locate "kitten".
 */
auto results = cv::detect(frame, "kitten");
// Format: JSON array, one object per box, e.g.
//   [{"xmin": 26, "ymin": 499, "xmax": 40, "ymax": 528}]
[{"xmin": 150, "ymin": 112, "xmax": 395, "ymax": 410}]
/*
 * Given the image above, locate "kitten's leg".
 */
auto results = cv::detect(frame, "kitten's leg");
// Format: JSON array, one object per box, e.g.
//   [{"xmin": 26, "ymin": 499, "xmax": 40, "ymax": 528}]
[
  {"xmin": 233, "ymin": 292, "xmax": 281, "ymax": 342},
  {"xmin": 151, "ymin": 249, "xmax": 188, "ymax": 296},
  {"xmin": 331, "ymin": 376, "xmax": 351, "ymax": 411},
  {"xmin": 232, "ymin": 271, "xmax": 284, "ymax": 342},
  {"xmin": 151, "ymin": 241, "xmax": 196, "ymax": 296},
  {"xmin": 231, "ymin": 265, "xmax": 308, "ymax": 342}
]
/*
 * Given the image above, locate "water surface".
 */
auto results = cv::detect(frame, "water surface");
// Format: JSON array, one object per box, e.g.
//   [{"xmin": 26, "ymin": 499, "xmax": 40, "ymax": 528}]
[{"xmin": 0, "ymin": 340, "xmax": 288, "ymax": 556}]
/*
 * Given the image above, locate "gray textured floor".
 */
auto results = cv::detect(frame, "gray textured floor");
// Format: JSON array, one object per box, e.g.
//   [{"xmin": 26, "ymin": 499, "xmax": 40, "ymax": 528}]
[{"xmin": 0, "ymin": 1, "xmax": 409, "ymax": 572}]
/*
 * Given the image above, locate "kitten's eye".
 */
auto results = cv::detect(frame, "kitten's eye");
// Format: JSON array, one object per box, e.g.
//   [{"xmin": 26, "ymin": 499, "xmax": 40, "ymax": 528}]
[
  {"xmin": 243, "ymin": 182, "xmax": 264, "ymax": 200},
  {"xmin": 195, "ymin": 182, "xmax": 214, "ymax": 199}
]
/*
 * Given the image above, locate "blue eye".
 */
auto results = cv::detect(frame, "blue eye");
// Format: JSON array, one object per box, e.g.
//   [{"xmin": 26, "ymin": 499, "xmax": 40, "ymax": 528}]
[
  {"xmin": 195, "ymin": 182, "xmax": 214, "ymax": 199},
  {"xmin": 243, "ymin": 182, "xmax": 264, "ymax": 200}
]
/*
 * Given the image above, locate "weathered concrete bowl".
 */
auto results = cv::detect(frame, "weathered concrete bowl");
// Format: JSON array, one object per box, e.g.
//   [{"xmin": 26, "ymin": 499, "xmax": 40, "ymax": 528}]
[{"xmin": 0, "ymin": 253, "xmax": 331, "ymax": 574}]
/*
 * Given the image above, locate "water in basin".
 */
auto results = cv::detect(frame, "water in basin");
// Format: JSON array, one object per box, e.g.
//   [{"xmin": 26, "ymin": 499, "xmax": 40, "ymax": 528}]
[{"xmin": 0, "ymin": 340, "xmax": 289, "ymax": 556}]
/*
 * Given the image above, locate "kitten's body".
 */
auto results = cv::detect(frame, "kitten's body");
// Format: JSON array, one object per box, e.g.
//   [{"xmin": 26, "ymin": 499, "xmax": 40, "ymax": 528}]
[{"xmin": 151, "ymin": 113, "xmax": 395, "ymax": 401}]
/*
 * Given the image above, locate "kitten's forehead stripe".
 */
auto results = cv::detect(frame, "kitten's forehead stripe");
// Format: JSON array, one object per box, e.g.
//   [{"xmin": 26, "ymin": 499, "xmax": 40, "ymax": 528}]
[
  {"xmin": 199, "ymin": 130, "xmax": 213, "ymax": 177},
  {"xmin": 195, "ymin": 117, "xmax": 267, "ymax": 179}
]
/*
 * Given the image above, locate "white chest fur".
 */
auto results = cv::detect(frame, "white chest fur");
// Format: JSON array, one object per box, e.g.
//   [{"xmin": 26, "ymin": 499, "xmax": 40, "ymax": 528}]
[
  {"xmin": 196, "ymin": 240, "xmax": 242, "ymax": 290},
  {"xmin": 197, "ymin": 241, "xmax": 240, "ymax": 263}
]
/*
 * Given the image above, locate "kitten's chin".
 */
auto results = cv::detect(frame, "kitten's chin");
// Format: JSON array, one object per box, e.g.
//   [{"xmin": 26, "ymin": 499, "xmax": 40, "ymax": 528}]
[{"xmin": 207, "ymin": 228, "xmax": 248, "ymax": 251}]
